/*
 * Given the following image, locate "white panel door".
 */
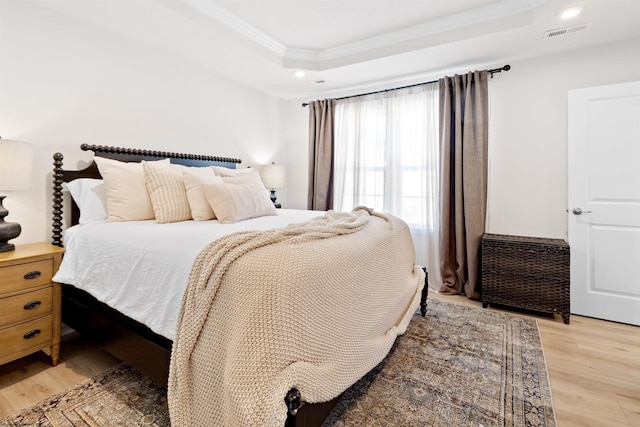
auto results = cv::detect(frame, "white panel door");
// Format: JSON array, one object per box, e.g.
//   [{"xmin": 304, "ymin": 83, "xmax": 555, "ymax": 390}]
[{"xmin": 568, "ymin": 81, "xmax": 640, "ymax": 326}]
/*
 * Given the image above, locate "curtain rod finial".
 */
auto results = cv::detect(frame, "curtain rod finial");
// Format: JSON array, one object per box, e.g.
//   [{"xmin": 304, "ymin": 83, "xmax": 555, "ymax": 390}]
[{"xmin": 489, "ymin": 64, "xmax": 511, "ymax": 78}]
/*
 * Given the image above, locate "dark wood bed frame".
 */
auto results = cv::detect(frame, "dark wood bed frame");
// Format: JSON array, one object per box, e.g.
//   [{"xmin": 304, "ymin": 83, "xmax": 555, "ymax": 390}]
[{"xmin": 51, "ymin": 144, "xmax": 428, "ymax": 427}]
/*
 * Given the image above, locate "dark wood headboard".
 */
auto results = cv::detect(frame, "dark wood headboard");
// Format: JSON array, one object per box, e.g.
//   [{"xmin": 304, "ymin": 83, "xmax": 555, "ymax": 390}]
[{"xmin": 52, "ymin": 143, "xmax": 242, "ymax": 246}]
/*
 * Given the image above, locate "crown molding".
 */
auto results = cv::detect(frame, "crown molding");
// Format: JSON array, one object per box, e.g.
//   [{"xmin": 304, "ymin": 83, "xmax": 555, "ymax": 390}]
[
  {"xmin": 294, "ymin": 0, "xmax": 543, "ymax": 62},
  {"xmin": 177, "ymin": 0, "xmax": 287, "ymax": 57},
  {"xmin": 175, "ymin": 0, "xmax": 544, "ymax": 71}
]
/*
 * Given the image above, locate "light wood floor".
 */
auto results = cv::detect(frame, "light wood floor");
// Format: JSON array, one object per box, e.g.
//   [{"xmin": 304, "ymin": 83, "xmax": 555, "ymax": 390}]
[
  {"xmin": 1, "ymin": 293, "xmax": 639, "ymax": 426},
  {"xmin": 0, "ymin": 330, "xmax": 120, "ymax": 418}
]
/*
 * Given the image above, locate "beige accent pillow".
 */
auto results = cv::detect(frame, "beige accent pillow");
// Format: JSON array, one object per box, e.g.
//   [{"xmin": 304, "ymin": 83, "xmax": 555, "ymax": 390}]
[
  {"xmin": 182, "ymin": 167, "xmax": 223, "ymax": 221},
  {"xmin": 220, "ymin": 173, "xmax": 260, "ymax": 185},
  {"xmin": 211, "ymin": 166, "xmax": 255, "ymax": 177},
  {"xmin": 142, "ymin": 160, "xmax": 192, "ymax": 224},
  {"xmin": 203, "ymin": 172, "xmax": 276, "ymax": 224},
  {"xmin": 95, "ymin": 157, "xmax": 169, "ymax": 222}
]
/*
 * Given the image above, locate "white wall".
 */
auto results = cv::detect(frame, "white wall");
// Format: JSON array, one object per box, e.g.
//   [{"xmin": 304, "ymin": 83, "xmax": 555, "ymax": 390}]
[
  {"xmin": 283, "ymin": 37, "xmax": 640, "ymax": 239},
  {"xmin": 487, "ymin": 37, "xmax": 640, "ymax": 239},
  {"xmin": 0, "ymin": 0, "xmax": 285, "ymax": 245},
  {"xmin": 280, "ymin": 101, "xmax": 309, "ymax": 209}
]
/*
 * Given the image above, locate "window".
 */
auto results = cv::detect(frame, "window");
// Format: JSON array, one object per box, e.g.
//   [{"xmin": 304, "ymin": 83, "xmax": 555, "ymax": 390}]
[{"xmin": 334, "ymin": 83, "xmax": 440, "ymax": 276}]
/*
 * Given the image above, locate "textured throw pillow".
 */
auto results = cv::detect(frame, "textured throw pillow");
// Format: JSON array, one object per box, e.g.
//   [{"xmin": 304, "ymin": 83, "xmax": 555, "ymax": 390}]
[
  {"xmin": 211, "ymin": 165, "xmax": 255, "ymax": 177},
  {"xmin": 95, "ymin": 157, "xmax": 169, "ymax": 221},
  {"xmin": 182, "ymin": 167, "xmax": 223, "ymax": 221},
  {"xmin": 220, "ymin": 172, "xmax": 260, "ymax": 185},
  {"xmin": 62, "ymin": 178, "xmax": 108, "ymax": 224},
  {"xmin": 142, "ymin": 160, "xmax": 192, "ymax": 224},
  {"xmin": 203, "ymin": 172, "xmax": 276, "ymax": 224}
]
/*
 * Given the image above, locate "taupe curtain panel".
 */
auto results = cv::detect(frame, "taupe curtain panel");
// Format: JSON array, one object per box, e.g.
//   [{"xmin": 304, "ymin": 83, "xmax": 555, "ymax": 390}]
[
  {"xmin": 438, "ymin": 70, "xmax": 489, "ymax": 299},
  {"xmin": 307, "ymin": 99, "xmax": 336, "ymax": 211}
]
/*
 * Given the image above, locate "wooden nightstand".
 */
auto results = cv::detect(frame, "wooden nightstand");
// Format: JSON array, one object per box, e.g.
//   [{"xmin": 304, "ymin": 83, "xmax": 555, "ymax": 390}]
[{"xmin": 0, "ymin": 243, "xmax": 65, "ymax": 366}]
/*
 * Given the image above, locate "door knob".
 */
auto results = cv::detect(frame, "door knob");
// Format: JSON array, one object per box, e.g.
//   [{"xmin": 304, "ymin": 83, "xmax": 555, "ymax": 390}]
[{"xmin": 572, "ymin": 207, "xmax": 592, "ymax": 215}]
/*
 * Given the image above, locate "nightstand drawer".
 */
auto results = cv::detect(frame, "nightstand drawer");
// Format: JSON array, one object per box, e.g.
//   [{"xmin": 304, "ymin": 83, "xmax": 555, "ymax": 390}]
[
  {"xmin": 0, "ymin": 315, "xmax": 53, "ymax": 360},
  {"xmin": 0, "ymin": 259, "xmax": 54, "ymax": 295},
  {"xmin": 0, "ymin": 287, "xmax": 53, "ymax": 326}
]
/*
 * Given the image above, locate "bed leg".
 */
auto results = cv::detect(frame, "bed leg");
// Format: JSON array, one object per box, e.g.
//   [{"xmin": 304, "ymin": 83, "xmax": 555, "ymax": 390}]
[
  {"xmin": 284, "ymin": 388, "xmax": 302, "ymax": 427},
  {"xmin": 420, "ymin": 266, "xmax": 428, "ymax": 316}
]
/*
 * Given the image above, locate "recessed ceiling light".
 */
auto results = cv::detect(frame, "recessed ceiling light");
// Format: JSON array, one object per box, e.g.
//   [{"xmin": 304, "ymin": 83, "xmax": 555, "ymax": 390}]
[
  {"xmin": 560, "ymin": 7, "xmax": 582, "ymax": 19},
  {"xmin": 293, "ymin": 70, "xmax": 306, "ymax": 78}
]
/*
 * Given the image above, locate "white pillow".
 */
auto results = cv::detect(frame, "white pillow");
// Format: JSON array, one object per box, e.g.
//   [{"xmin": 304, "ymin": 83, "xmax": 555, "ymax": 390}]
[
  {"xmin": 95, "ymin": 157, "xmax": 169, "ymax": 222},
  {"xmin": 211, "ymin": 166, "xmax": 255, "ymax": 177},
  {"xmin": 182, "ymin": 167, "xmax": 223, "ymax": 221},
  {"xmin": 62, "ymin": 178, "xmax": 107, "ymax": 224},
  {"xmin": 203, "ymin": 172, "xmax": 276, "ymax": 224},
  {"xmin": 143, "ymin": 161, "xmax": 192, "ymax": 224}
]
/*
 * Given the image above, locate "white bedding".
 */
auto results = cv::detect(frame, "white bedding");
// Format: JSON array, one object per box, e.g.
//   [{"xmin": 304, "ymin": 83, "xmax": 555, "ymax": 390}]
[{"xmin": 53, "ymin": 209, "xmax": 323, "ymax": 340}]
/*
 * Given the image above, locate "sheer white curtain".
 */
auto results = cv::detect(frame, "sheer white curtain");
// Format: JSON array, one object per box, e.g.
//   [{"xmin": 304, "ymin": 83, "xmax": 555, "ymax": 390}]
[{"xmin": 334, "ymin": 83, "xmax": 441, "ymax": 289}]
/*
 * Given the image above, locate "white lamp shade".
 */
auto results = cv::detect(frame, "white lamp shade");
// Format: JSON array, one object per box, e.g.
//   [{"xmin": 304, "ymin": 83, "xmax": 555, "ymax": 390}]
[
  {"xmin": 260, "ymin": 163, "xmax": 286, "ymax": 189},
  {"xmin": 0, "ymin": 139, "xmax": 33, "ymax": 191}
]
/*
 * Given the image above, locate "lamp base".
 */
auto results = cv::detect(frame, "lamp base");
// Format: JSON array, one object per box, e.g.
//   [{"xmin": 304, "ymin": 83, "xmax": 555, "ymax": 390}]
[
  {"xmin": 0, "ymin": 242, "xmax": 15, "ymax": 253},
  {"xmin": 269, "ymin": 189, "xmax": 281, "ymax": 209},
  {"xmin": 0, "ymin": 195, "xmax": 21, "ymax": 252}
]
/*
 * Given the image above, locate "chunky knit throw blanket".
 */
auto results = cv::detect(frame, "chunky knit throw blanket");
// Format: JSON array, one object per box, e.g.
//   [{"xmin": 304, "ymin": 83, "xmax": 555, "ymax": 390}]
[{"xmin": 168, "ymin": 207, "xmax": 424, "ymax": 426}]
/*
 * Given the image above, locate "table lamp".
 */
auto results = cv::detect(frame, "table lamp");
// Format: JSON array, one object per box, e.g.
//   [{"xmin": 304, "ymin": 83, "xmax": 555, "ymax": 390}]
[
  {"xmin": 260, "ymin": 162, "xmax": 285, "ymax": 208},
  {"xmin": 0, "ymin": 138, "xmax": 33, "ymax": 252}
]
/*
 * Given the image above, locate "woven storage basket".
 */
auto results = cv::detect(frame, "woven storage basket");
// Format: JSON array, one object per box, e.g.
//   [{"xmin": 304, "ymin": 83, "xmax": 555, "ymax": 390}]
[{"xmin": 481, "ymin": 233, "xmax": 570, "ymax": 324}]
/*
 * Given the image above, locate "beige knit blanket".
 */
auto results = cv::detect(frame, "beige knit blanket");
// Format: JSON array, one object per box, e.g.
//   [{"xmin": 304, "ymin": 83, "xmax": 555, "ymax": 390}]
[{"xmin": 168, "ymin": 207, "xmax": 424, "ymax": 426}]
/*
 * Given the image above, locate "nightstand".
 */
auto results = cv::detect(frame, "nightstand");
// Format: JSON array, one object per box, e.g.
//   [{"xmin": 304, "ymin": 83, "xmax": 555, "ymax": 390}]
[{"xmin": 0, "ymin": 243, "xmax": 65, "ymax": 366}]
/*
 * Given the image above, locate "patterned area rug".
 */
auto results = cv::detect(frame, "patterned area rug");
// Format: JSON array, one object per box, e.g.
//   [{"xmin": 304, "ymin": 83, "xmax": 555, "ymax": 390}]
[
  {"xmin": 1, "ymin": 298, "xmax": 555, "ymax": 427},
  {"xmin": 1, "ymin": 365, "xmax": 169, "ymax": 427},
  {"xmin": 323, "ymin": 298, "xmax": 556, "ymax": 426}
]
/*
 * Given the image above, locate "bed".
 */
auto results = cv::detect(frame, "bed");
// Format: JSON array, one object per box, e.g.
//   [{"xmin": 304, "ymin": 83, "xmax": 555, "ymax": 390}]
[{"xmin": 51, "ymin": 144, "xmax": 428, "ymax": 426}]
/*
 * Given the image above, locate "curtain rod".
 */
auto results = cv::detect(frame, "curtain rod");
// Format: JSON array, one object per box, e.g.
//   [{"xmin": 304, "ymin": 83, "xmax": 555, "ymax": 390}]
[{"xmin": 301, "ymin": 64, "xmax": 510, "ymax": 107}]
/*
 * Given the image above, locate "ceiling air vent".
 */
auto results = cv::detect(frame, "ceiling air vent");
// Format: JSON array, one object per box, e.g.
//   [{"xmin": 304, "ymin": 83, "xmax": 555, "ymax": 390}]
[{"xmin": 543, "ymin": 23, "xmax": 592, "ymax": 39}]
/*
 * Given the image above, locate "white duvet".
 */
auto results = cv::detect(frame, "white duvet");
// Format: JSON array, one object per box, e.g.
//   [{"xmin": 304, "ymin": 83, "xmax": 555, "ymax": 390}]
[{"xmin": 53, "ymin": 209, "xmax": 323, "ymax": 340}]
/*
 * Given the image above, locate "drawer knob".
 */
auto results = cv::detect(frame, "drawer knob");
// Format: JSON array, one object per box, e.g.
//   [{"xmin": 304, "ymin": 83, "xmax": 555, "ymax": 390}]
[
  {"xmin": 23, "ymin": 329, "xmax": 41, "ymax": 339},
  {"xmin": 24, "ymin": 271, "xmax": 42, "ymax": 280},
  {"xmin": 23, "ymin": 301, "xmax": 42, "ymax": 310}
]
